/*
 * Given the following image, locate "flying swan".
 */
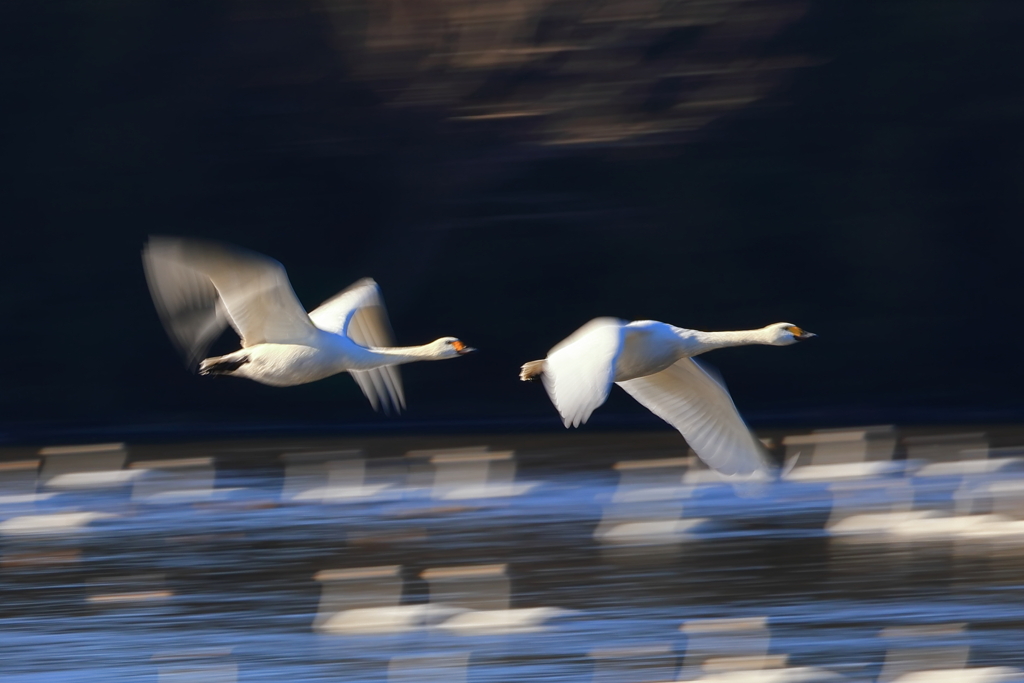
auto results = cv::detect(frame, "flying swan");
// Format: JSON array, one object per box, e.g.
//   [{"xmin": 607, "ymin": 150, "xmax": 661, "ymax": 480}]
[
  {"xmin": 520, "ymin": 319, "xmax": 815, "ymax": 476},
  {"xmin": 142, "ymin": 237, "xmax": 474, "ymax": 413}
]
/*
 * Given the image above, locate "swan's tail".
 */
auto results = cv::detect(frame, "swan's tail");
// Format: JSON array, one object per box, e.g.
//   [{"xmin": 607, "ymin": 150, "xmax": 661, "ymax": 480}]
[{"xmin": 520, "ymin": 360, "xmax": 546, "ymax": 381}]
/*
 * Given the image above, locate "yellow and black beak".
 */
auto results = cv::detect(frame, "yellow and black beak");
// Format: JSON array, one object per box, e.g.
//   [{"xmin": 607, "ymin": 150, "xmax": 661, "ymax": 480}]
[
  {"xmin": 452, "ymin": 340, "xmax": 476, "ymax": 355},
  {"xmin": 787, "ymin": 326, "xmax": 817, "ymax": 341}
]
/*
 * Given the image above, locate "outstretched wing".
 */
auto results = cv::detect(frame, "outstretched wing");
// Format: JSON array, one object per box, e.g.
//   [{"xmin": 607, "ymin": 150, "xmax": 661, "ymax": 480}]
[
  {"xmin": 142, "ymin": 237, "xmax": 317, "ymax": 368},
  {"xmin": 541, "ymin": 317, "xmax": 625, "ymax": 428},
  {"xmin": 617, "ymin": 358, "xmax": 771, "ymax": 476},
  {"xmin": 309, "ymin": 278, "xmax": 405, "ymax": 414}
]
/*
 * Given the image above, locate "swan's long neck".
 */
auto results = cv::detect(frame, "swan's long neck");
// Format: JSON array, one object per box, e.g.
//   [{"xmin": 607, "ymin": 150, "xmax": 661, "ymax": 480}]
[
  {"xmin": 365, "ymin": 345, "xmax": 444, "ymax": 365},
  {"xmin": 689, "ymin": 328, "xmax": 776, "ymax": 353}
]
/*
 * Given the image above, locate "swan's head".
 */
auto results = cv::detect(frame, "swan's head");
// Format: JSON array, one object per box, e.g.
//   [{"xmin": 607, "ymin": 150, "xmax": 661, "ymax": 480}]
[
  {"xmin": 765, "ymin": 322, "xmax": 816, "ymax": 346},
  {"xmin": 431, "ymin": 337, "xmax": 476, "ymax": 358}
]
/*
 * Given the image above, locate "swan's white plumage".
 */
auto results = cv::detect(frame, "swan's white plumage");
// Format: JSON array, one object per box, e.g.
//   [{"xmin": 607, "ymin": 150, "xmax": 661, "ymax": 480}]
[
  {"xmin": 309, "ymin": 279, "xmax": 406, "ymax": 414},
  {"xmin": 143, "ymin": 237, "xmax": 316, "ymax": 364},
  {"xmin": 526, "ymin": 318, "xmax": 812, "ymax": 476},
  {"xmin": 618, "ymin": 358, "xmax": 771, "ymax": 476},
  {"xmin": 143, "ymin": 237, "xmax": 470, "ymax": 413},
  {"xmin": 541, "ymin": 317, "xmax": 623, "ymax": 428}
]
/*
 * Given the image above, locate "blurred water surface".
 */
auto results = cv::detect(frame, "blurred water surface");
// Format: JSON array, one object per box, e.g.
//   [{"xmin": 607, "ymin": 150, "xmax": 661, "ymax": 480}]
[{"xmin": 1, "ymin": 431, "xmax": 1023, "ymax": 682}]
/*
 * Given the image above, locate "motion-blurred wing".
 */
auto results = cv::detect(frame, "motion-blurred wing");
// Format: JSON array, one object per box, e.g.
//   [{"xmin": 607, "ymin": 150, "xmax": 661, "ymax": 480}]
[
  {"xmin": 541, "ymin": 318, "xmax": 625, "ymax": 428},
  {"xmin": 617, "ymin": 358, "xmax": 771, "ymax": 476},
  {"xmin": 309, "ymin": 278, "xmax": 405, "ymax": 414},
  {"xmin": 142, "ymin": 242, "xmax": 229, "ymax": 369},
  {"xmin": 144, "ymin": 237, "xmax": 317, "ymax": 361}
]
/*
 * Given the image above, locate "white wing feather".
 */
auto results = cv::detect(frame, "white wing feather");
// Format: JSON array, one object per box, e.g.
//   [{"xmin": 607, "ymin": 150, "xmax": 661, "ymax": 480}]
[
  {"xmin": 309, "ymin": 278, "xmax": 406, "ymax": 414},
  {"xmin": 541, "ymin": 318, "xmax": 625, "ymax": 428},
  {"xmin": 617, "ymin": 358, "xmax": 771, "ymax": 476},
  {"xmin": 142, "ymin": 244, "xmax": 227, "ymax": 369},
  {"xmin": 143, "ymin": 237, "xmax": 317, "ymax": 364}
]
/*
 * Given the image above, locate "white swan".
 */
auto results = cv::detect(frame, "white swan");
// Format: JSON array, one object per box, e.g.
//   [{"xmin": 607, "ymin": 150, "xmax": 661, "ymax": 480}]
[
  {"xmin": 520, "ymin": 319, "xmax": 815, "ymax": 475},
  {"xmin": 142, "ymin": 237, "xmax": 474, "ymax": 413}
]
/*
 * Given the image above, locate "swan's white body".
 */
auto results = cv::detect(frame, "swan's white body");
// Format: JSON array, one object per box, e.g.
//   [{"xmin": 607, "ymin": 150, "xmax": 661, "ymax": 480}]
[
  {"xmin": 521, "ymin": 318, "xmax": 814, "ymax": 476},
  {"xmin": 142, "ymin": 237, "xmax": 472, "ymax": 413}
]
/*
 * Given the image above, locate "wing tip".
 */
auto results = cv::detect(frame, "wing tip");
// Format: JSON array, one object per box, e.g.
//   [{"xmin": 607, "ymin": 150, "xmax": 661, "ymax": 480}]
[
  {"xmin": 381, "ymin": 394, "xmax": 405, "ymax": 416},
  {"xmin": 351, "ymin": 277, "xmax": 380, "ymax": 291}
]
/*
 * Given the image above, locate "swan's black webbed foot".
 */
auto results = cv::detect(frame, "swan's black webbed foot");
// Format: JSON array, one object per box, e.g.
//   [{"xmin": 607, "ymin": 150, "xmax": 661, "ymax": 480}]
[{"xmin": 199, "ymin": 356, "xmax": 250, "ymax": 376}]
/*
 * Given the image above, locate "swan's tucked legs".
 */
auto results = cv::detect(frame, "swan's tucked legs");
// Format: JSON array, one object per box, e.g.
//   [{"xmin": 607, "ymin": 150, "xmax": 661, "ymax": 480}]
[
  {"xmin": 520, "ymin": 360, "xmax": 545, "ymax": 381},
  {"xmin": 199, "ymin": 353, "xmax": 251, "ymax": 376}
]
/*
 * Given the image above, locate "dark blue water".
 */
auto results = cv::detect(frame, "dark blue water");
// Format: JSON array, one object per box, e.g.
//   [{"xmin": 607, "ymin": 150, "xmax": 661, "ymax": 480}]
[{"xmin": 1, "ymin": 435, "xmax": 1022, "ymax": 682}]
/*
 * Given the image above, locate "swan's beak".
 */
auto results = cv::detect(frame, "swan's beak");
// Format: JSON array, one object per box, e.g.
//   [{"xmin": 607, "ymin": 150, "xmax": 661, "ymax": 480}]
[
  {"xmin": 452, "ymin": 340, "xmax": 476, "ymax": 355},
  {"xmin": 796, "ymin": 330, "xmax": 816, "ymax": 340}
]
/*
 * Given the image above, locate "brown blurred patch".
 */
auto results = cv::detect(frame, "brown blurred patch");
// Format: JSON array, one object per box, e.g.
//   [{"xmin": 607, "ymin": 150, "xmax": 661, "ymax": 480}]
[{"xmin": 316, "ymin": 0, "xmax": 813, "ymax": 145}]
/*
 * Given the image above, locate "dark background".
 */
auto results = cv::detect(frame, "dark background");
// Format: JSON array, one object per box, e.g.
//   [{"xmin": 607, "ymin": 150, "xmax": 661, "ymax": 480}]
[{"xmin": 2, "ymin": 0, "xmax": 1023, "ymax": 438}]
